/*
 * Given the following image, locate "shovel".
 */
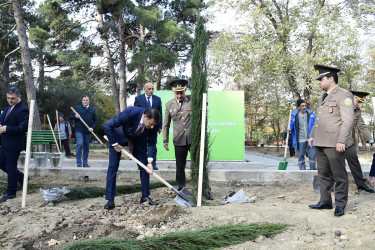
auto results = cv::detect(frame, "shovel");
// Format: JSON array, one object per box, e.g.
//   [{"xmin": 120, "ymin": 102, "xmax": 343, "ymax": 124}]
[
  {"xmin": 278, "ymin": 110, "xmax": 292, "ymax": 170},
  {"xmin": 103, "ymin": 136, "xmax": 194, "ymax": 206}
]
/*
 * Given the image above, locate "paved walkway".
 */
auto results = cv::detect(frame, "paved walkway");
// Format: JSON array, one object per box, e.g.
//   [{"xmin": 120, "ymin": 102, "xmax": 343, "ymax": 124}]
[{"xmin": 5, "ymin": 150, "xmax": 373, "ymax": 183}]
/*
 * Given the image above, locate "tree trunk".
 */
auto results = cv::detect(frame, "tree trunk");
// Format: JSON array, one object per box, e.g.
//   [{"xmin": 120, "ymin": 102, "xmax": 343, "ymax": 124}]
[
  {"xmin": 118, "ymin": 11, "xmax": 127, "ymax": 111},
  {"xmin": 156, "ymin": 62, "xmax": 162, "ymax": 90},
  {"xmin": 13, "ymin": 0, "xmax": 41, "ymax": 129},
  {"xmin": 136, "ymin": 23, "xmax": 146, "ymax": 96},
  {"xmin": 97, "ymin": 11, "xmax": 120, "ymax": 114},
  {"xmin": 37, "ymin": 44, "xmax": 45, "ymax": 91}
]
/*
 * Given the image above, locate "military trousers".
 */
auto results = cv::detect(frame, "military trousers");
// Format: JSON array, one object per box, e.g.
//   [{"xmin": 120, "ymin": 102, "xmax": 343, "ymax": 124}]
[
  {"xmin": 316, "ymin": 146, "xmax": 348, "ymax": 208},
  {"xmin": 345, "ymin": 144, "xmax": 365, "ymax": 187},
  {"xmin": 174, "ymin": 144, "xmax": 190, "ymax": 189}
]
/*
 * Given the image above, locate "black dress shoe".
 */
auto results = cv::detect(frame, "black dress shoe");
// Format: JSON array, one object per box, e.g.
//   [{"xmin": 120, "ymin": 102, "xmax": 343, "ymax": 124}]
[
  {"xmin": 153, "ymin": 165, "xmax": 158, "ymax": 170},
  {"xmin": 104, "ymin": 200, "xmax": 115, "ymax": 210},
  {"xmin": 358, "ymin": 185, "xmax": 374, "ymax": 193},
  {"xmin": 309, "ymin": 202, "xmax": 333, "ymax": 209},
  {"xmin": 205, "ymin": 191, "xmax": 213, "ymax": 200},
  {"xmin": 140, "ymin": 196, "xmax": 159, "ymax": 206},
  {"xmin": 0, "ymin": 193, "xmax": 16, "ymax": 203},
  {"xmin": 334, "ymin": 206, "xmax": 345, "ymax": 216}
]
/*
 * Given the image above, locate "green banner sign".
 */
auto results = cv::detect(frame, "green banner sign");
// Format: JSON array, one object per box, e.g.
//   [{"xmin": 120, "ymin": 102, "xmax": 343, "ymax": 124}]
[{"xmin": 143, "ymin": 91, "xmax": 244, "ymax": 160}]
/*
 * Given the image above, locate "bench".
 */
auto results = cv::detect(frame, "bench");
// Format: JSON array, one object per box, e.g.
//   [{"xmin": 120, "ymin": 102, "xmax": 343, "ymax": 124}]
[{"xmin": 27, "ymin": 130, "xmax": 60, "ymax": 152}]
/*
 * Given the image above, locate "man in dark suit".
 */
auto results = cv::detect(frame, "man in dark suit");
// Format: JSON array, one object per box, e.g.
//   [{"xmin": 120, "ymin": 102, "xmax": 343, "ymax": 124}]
[
  {"xmin": 0, "ymin": 87, "xmax": 29, "ymax": 203},
  {"xmin": 103, "ymin": 107, "xmax": 160, "ymax": 210},
  {"xmin": 134, "ymin": 82, "xmax": 162, "ymax": 170}
]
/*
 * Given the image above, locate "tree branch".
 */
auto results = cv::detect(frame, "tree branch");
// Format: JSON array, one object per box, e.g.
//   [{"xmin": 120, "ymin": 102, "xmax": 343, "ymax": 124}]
[
  {"xmin": 0, "ymin": 2, "xmax": 12, "ymax": 8},
  {"xmin": 1, "ymin": 24, "xmax": 16, "ymax": 42},
  {"xmin": 0, "ymin": 47, "xmax": 20, "ymax": 76}
]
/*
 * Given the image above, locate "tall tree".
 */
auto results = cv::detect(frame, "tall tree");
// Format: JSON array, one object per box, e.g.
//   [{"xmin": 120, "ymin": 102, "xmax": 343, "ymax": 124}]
[
  {"xmin": 190, "ymin": 16, "xmax": 211, "ymax": 198},
  {"xmin": 12, "ymin": 0, "xmax": 41, "ymax": 129}
]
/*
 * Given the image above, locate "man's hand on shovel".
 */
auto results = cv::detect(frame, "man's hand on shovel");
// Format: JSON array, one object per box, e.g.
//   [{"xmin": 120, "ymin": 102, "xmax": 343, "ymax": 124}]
[{"xmin": 146, "ymin": 163, "xmax": 154, "ymax": 175}]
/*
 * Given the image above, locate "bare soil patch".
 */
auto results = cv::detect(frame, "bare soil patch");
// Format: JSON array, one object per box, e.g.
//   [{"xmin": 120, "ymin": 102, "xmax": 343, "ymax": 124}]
[
  {"xmin": 0, "ymin": 176, "xmax": 374, "ymax": 249},
  {"xmin": 1, "ymin": 148, "xmax": 375, "ymax": 249}
]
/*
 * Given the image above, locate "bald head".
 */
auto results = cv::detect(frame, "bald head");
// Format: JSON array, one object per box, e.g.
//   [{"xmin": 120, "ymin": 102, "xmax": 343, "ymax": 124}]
[{"xmin": 144, "ymin": 82, "xmax": 154, "ymax": 97}]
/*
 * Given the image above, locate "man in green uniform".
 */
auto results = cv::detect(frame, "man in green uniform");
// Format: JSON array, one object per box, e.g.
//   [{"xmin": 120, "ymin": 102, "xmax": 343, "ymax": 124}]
[
  {"xmin": 346, "ymin": 91, "xmax": 374, "ymax": 193},
  {"xmin": 308, "ymin": 65, "xmax": 354, "ymax": 217}
]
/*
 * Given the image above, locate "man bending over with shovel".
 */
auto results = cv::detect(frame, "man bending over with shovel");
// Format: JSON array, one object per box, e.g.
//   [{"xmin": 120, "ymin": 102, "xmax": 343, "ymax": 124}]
[{"xmin": 103, "ymin": 107, "xmax": 160, "ymax": 210}]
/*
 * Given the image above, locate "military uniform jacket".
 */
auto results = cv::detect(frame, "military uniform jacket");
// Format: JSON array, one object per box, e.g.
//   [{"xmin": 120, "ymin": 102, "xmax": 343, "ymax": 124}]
[
  {"xmin": 310, "ymin": 86, "xmax": 354, "ymax": 147},
  {"xmin": 163, "ymin": 95, "xmax": 191, "ymax": 146},
  {"xmin": 347, "ymin": 108, "xmax": 373, "ymax": 147}
]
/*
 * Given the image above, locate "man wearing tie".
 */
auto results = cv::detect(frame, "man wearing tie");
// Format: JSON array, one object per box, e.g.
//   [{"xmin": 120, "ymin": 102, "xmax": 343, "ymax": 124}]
[
  {"xmin": 134, "ymin": 82, "xmax": 162, "ymax": 170},
  {"xmin": 308, "ymin": 65, "xmax": 354, "ymax": 217},
  {"xmin": 0, "ymin": 87, "xmax": 29, "ymax": 203},
  {"xmin": 103, "ymin": 107, "xmax": 160, "ymax": 210}
]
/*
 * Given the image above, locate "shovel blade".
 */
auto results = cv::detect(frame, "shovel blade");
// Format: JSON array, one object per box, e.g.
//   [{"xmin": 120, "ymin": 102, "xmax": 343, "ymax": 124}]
[
  {"xmin": 174, "ymin": 188, "xmax": 195, "ymax": 207},
  {"xmin": 278, "ymin": 160, "xmax": 288, "ymax": 170}
]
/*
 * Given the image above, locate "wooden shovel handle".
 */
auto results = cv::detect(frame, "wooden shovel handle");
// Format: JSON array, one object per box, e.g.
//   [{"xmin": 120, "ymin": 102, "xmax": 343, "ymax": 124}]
[
  {"xmin": 103, "ymin": 135, "xmax": 174, "ymax": 190},
  {"xmin": 70, "ymin": 107, "xmax": 108, "ymax": 151}
]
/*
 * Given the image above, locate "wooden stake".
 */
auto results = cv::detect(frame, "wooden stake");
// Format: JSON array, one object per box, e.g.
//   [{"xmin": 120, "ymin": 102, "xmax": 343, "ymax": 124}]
[
  {"xmin": 21, "ymin": 100, "xmax": 35, "ymax": 208},
  {"xmin": 197, "ymin": 93, "xmax": 207, "ymax": 207},
  {"xmin": 47, "ymin": 114, "xmax": 60, "ymax": 152},
  {"xmin": 56, "ymin": 110, "xmax": 62, "ymax": 151}
]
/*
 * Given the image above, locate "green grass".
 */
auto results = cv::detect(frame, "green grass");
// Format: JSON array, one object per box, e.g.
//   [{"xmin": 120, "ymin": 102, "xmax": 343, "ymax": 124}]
[
  {"xmin": 64, "ymin": 223, "xmax": 288, "ymax": 250},
  {"xmin": 0, "ymin": 177, "xmax": 44, "ymax": 193},
  {"xmin": 65, "ymin": 181, "xmax": 177, "ymax": 200}
]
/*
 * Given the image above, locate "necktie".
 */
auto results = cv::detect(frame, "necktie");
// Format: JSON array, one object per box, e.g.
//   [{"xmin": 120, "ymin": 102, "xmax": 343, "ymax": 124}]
[
  {"xmin": 4, "ymin": 106, "xmax": 12, "ymax": 120},
  {"xmin": 134, "ymin": 124, "xmax": 145, "ymax": 137},
  {"xmin": 147, "ymin": 96, "xmax": 151, "ymax": 108},
  {"xmin": 179, "ymin": 101, "xmax": 183, "ymax": 110},
  {"xmin": 322, "ymin": 93, "xmax": 328, "ymax": 101},
  {"xmin": 128, "ymin": 124, "xmax": 145, "ymax": 153}
]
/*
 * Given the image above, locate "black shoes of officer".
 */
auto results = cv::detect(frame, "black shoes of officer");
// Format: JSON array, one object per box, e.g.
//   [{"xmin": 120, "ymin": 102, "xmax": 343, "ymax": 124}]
[
  {"xmin": 140, "ymin": 196, "xmax": 159, "ymax": 206},
  {"xmin": 104, "ymin": 199, "xmax": 115, "ymax": 210},
  {"xmin": 153, "ymin": 165, "xmax": 158, "ymax": 170},
  {"xmin": 334, "ymin": 206, "xmax": 345, "ymax": 216},
  {"xmin": 0, "ymin": 193, "xmax": 16, "ymax": 203},
  {"xmin": 358, "ymin": 184, "xmax": 374, "ymax": 193},
  {"xmin": 205, "ymin": 191, "xmax": 213, "ymax": 200},
  {"xmin": 309, "ymin": 202, "xmax": 333, "ymax": 209}
]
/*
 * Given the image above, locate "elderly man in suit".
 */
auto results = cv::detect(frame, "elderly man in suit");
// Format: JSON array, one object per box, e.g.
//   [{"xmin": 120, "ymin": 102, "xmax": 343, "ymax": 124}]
[
  {"xmin": 134, "ymin": 82, "xmax": 162, "ymax": 170},
  {"xmin": 308, "ymin": 65, "xmax": 354, "ymax": 217},
  {"xmin": 103, "ymin": 107, "xmax": 160, "ymax": 210},
  {"xmin": 0, "ymin": 87, "xmax": 29, "ymax": 203}
]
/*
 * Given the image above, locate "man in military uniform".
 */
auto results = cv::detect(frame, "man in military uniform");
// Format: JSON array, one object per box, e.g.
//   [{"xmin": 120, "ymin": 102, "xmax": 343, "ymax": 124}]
[
  {"xmin": 345, "ymin": 91, "xmax": 375, "ymax": 192},
  {"xmin": 163, "ymin": 79, "xmax": 191, "ymax": 192},
  {"xmin": 308, "ymin": 65, "xmax": 354, "ymax": 217}
]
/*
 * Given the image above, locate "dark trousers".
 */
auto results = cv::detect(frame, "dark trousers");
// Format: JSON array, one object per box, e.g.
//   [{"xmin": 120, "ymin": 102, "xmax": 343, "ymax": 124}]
[
  {"xmin": 0, "ymin": 148, "xmax": 23, "ymax": 196},
  {"xmin": 316, "ymin": 146, "xmax": 348, "ymax": 208},
  {"xmin": 174, "ymin": 144, "xmax": 190, "ymax": 189},
  {"xmin": 345, "ymin": 144, "xmax": 365, "ymax": 187},
  {"xmin": 147, "ymin": 142, "xmax": 157, "ymax": 166},
  {"xmin": 61, "ymin": 139, "xmax": 72, "ymax": 156},
  {"xmin": 105, "ymin": 146, "xmax": 150, "ymax": 200}
]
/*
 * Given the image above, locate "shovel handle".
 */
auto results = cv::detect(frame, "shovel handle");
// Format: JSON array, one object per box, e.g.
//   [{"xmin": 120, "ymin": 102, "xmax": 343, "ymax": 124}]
[
  {"xmin": 71, "ymin": 107, "xmax": 108, "ymax": 152},
  {"xmin": 103, "ymin": 135, "xmax": 174, "ymax": 190}
]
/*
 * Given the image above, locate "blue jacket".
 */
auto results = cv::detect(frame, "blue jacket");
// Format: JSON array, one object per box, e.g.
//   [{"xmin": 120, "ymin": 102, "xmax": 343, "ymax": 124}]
[
  {"xmin": 69, "ymin": 105, "xmax": 98, "ymax": 133},
  {"xmin": 0, "ymin": 101, "xmax": 29, "ymax": 152},
  {"xmin": 289, "ymin": 109, "xmax": 316, "ymax": 149},
  {"xmin": 104, "ymin": 106, "xmax": 157, "ymax": 156},
  {"xmin": 134, "ymin": 94, "xmax": 162, "ymax": 131}
]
